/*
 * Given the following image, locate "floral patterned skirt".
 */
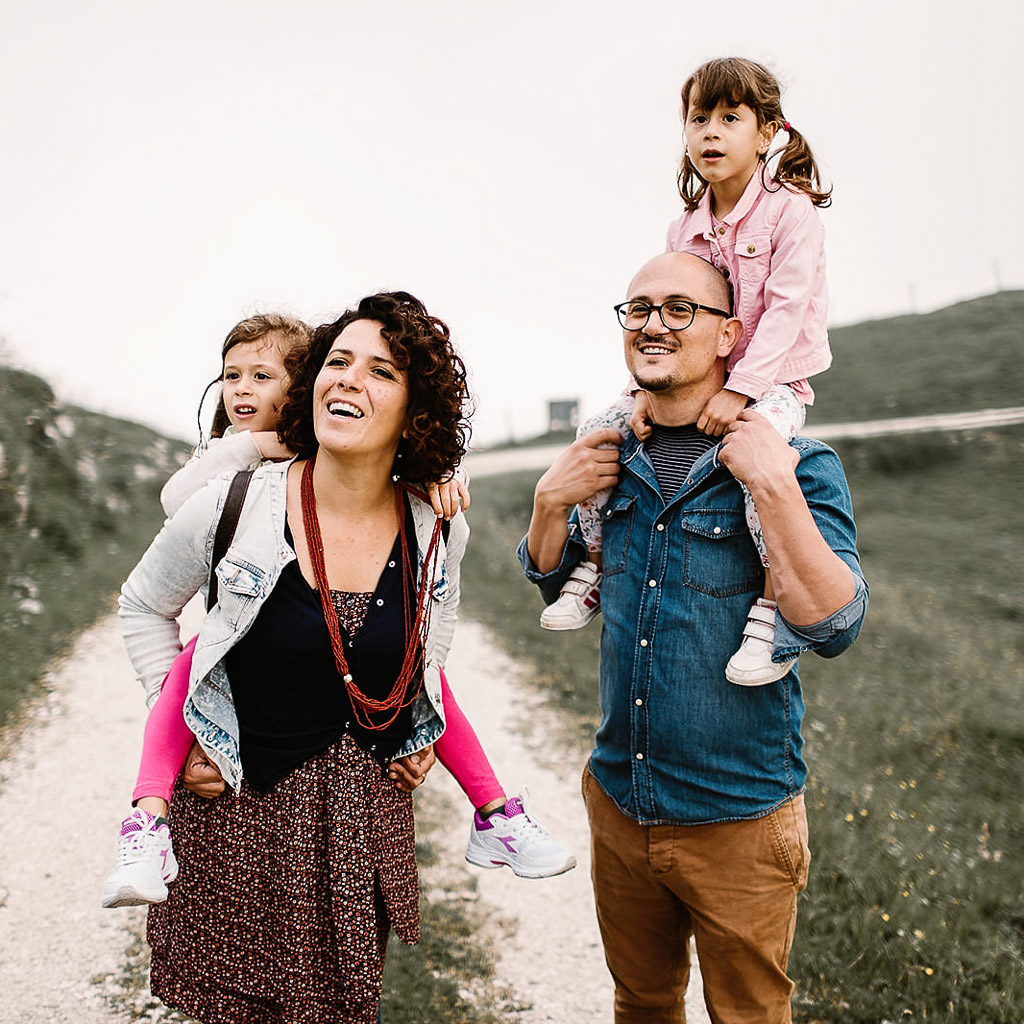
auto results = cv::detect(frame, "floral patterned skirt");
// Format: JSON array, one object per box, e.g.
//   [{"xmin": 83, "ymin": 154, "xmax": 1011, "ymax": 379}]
[{"xmin": 148, "ymin": 733, "xmax": 419, "ymax": 1024}]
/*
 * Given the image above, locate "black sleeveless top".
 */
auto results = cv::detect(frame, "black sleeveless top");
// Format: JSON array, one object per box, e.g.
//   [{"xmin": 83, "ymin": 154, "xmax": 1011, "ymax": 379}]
[{"xmin": 225, "ymin": 504, "xmax": 420, "ymax": 791}]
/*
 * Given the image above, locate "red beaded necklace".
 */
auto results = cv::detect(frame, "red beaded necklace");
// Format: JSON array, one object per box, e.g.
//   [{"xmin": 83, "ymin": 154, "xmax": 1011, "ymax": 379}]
[{"xmin": 300, "ymin": 456, "xmax": 443, "ymax": 731}]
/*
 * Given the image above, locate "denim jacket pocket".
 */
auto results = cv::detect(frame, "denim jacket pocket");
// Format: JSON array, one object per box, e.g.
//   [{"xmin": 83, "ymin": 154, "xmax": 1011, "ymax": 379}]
[
  {"xmin": 213, "ymin": 557, "xmax": 269, "ymax": 628},
  {"xmin": 679, "ymin": 509, "xmax": 762, "ymax": 597},
  {"xmin": 600, "ymin": 492, "xmax": 637, "ymax": 578}
]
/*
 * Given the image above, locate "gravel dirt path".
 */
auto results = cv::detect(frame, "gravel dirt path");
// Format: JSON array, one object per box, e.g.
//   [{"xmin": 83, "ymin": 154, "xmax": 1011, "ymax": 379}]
[
  {"xmin": 0, "ymin": 604, "xmax": 710, "ymax": 1024},
  {"xmin": 0, "ymin": 612, "xmax": 152, "ymax": 1024}
]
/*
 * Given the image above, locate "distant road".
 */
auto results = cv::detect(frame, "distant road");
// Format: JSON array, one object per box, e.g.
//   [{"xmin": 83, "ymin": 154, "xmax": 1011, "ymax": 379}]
[
  {"xmin": 809, "ymin": 406, "xmax": 1024, "ymax": 439},
  {"xmin": 466, "ymin": 406, "xmax": 1024, "ymax": 477}
]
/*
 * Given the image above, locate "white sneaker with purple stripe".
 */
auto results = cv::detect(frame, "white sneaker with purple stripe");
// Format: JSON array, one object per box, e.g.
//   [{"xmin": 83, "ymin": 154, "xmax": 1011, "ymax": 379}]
[
  {"xmin": 465, "ymin": 793, "xmax": 577, "ymax": 878},
  {"xmin": 101, "ymin": 808, "xmax": 179, "ymax": 908}
]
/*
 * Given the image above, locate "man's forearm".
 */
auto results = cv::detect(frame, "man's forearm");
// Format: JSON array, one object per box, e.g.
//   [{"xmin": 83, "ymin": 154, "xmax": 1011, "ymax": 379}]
[
  {"xmin": 526, "ymin": 497, "xmax": 572, "ymax": 575},
  {"xmin": 526, "ymin": 430, "xmax": 623, "ymax": 574},
  {"xmin": 750, "ymin": 473, "xmax": 856, "ymax": 627}
]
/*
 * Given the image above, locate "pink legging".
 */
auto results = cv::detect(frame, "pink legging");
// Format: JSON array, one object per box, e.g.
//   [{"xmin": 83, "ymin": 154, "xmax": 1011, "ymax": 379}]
[{"xmin": 133, "ymin": 640, "xmax": 504, "ymax": 810}]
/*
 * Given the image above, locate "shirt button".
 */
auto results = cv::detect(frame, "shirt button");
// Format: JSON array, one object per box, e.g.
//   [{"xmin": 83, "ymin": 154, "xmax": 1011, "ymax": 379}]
[
  {"xmin": 648, "ymin": 579, "xmax": 657, "ymax": 588},
  {"xmin": 635, "ymin": 698, "xmax": 643, "ymax": 706},
  {"xmin": 376, "ymin": 598, "xmax": 384, "ymax": 606},
  {"xmin": 656, "ymin": 523, "xmax": 665, "ymax": 532},
  {"xmin": 747, "ymin": 243, "xmax": 756, "ymax": 253},
  {"xmin": 718, "ymin": 226, "xmax": 726, "ymax": 235},
  {"xmin": 640, "ymin": 639, "xmax": 648, "ymax": 648},
  {"xmin": 713, "ymin": 526, "xmax": 722, "ymax": 535},
  {"xmin": 636, "ymin": 752, "xmax": 644, "ymax": 760}
]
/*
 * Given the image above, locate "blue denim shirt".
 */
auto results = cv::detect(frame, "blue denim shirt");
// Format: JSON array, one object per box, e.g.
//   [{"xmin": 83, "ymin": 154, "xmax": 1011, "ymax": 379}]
[{"xmin": 519, "ymin": 432, "xmax": 867, "ymax": 826}]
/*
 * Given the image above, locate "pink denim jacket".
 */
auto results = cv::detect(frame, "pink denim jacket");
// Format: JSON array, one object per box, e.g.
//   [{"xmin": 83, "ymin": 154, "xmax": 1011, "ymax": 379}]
[{"xmin": 665, "ymin": 171, "xmax": 831, "ymax": 403}]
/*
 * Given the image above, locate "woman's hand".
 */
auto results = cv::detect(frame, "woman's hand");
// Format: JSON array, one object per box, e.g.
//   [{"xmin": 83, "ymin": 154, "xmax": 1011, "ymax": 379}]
[
  {"xmin": 388, "ymin": 745, "xmax": 436, "ymax": 792},
  {"xmin": 182, "ymin": 740, "xmax": 226, "ymax": 799}
]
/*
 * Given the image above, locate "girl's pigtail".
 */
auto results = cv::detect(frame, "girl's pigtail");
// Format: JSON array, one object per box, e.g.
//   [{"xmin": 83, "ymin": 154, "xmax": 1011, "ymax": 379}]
[
  {"xmin": 769, "ymin": 123, "xmax": 832, "ymax": 208},
  {"xmin": 676, "ymin": 151, "xmax": 709, "ymax": 212}
]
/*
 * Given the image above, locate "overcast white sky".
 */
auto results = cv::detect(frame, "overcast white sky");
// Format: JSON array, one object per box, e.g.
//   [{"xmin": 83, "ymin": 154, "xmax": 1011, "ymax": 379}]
[{"xmin": 1, "ymin": 0, "xmax": 1021, "ymax": 445}]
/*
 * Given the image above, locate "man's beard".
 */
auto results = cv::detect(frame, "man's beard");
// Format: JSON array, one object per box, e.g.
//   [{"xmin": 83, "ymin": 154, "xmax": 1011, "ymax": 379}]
[{"xmin": 632, "ymin": 370, "xmax": 674, "ymax": 393}]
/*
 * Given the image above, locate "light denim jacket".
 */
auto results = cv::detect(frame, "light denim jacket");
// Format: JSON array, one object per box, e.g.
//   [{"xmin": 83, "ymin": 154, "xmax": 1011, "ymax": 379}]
[
  {"xmin": 119, "ymin": 460, "xmax": 467, "ymax": 793},
  {"xmin": 519, "ymin": 433, "xmax": 867, "ymax": 826}
]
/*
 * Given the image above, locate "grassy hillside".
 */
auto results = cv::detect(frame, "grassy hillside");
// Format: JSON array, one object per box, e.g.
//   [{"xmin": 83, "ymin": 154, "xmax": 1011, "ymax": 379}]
[
  {"xmin": 808, "ymin": 290, "xmax": 1024, "ymax": 424},
  {"xmin": 0, "ymin": 364, "xmax": 189, "ymax": 729}
]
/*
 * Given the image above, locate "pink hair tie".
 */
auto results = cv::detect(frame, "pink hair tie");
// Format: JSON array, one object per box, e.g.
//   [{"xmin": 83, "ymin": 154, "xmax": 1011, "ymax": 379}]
[{"xmin": 764, "ymin": 122, "xmax": 792, "ymax": 181}]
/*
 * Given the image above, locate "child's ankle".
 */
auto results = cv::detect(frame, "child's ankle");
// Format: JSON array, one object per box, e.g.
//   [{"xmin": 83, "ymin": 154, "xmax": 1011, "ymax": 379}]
[
  {"xmin": 477, "ymin": 797, "xmax": 507, "ymax": 818},
  {"xmin": 135, "ymin": 796, "xmax": 169, "ymax": 819}
]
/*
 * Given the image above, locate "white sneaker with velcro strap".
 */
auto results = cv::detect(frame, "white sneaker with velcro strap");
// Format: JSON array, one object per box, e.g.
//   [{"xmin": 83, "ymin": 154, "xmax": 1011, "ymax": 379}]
[
  {"xmin": 725, "ymin": 598, "xmax": 796, "ymax": 686},
  {"xmin": 539, "ymin": 560, "xmax": 602, "ymax": 631}
]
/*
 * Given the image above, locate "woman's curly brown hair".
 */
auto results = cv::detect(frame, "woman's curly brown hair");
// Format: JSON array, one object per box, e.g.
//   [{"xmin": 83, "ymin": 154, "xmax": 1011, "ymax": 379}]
[{"xmin": 277, "ymin": 291, "xmax": 472, "ymax": 483}]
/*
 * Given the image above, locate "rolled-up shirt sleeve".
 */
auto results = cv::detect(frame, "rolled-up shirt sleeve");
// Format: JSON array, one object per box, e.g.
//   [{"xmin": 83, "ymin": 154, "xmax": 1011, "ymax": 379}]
[
  {"xmin": 773, "ymin": 439, "xmax": 868, "ymax": 661},
  {"xmin": 516, "ymin": 514, "xmax": 588, "ymax": 606},
  {"xmin": 775, "ymin": 573, "xmax": 868, "ymax": 660}
]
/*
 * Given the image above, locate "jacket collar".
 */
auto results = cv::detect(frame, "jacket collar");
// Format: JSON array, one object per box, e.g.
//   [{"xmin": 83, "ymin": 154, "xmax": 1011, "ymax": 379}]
[{"xmin": 683, "ymin": 169, "xmax": 769, "ymax": 241}]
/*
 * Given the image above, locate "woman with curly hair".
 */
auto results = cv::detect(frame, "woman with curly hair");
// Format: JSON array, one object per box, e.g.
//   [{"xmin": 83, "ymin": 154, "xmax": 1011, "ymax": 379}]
[{"xmin": 117, "ymin": 292, "xmax": 480, "ymax": 1022}]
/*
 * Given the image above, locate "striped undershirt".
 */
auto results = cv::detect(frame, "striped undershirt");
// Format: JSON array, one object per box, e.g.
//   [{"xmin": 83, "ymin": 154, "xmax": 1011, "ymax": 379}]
[{"xmin": 643, "ymin": 423, "xmax": 717, "ymax": 497}]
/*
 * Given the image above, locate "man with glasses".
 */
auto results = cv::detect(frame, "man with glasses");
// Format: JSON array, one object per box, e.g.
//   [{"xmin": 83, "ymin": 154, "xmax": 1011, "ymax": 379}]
[{"xmin": 519, "ymin": 251, "xmax": 867, "ymax": 1022}]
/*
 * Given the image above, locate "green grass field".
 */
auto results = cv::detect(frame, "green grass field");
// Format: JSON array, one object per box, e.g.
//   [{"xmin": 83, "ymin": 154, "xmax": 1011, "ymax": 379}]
[{"xmin": 460, "ymin": 423, "xmax": 1024, "ymax": 1022}]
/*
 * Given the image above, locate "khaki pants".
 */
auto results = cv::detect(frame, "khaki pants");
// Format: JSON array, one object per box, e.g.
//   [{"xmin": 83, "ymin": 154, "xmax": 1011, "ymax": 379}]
[{"xmin": 582, "ymin": 766, "xmax": 810, "ymax": 1024}]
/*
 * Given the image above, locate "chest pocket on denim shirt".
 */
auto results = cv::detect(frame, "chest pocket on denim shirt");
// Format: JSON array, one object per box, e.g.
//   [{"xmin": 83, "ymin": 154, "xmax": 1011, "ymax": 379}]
[
  {"xmin": 213, "ymin": 557, "xmax": 268, "ymax": 628},
  {"xmin": 679, "ymin": 509, "xmax": 762, "ymax": 597},
  {"xmin": 600, "ymin": 493, "xmax": 636, "ymax": 578}
]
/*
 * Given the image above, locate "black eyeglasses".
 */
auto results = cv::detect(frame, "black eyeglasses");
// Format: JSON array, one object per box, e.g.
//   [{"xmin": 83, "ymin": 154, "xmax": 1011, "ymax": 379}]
[{"xmin": 613, "ymin": 299, "xmax": 731, "ymax": 332}]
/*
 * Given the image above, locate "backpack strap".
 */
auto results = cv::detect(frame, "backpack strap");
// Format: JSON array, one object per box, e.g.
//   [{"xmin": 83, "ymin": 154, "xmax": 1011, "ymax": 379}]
[{"xmin": 206, "ymin": 469, "xmax": 255, "ymax": 612}]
